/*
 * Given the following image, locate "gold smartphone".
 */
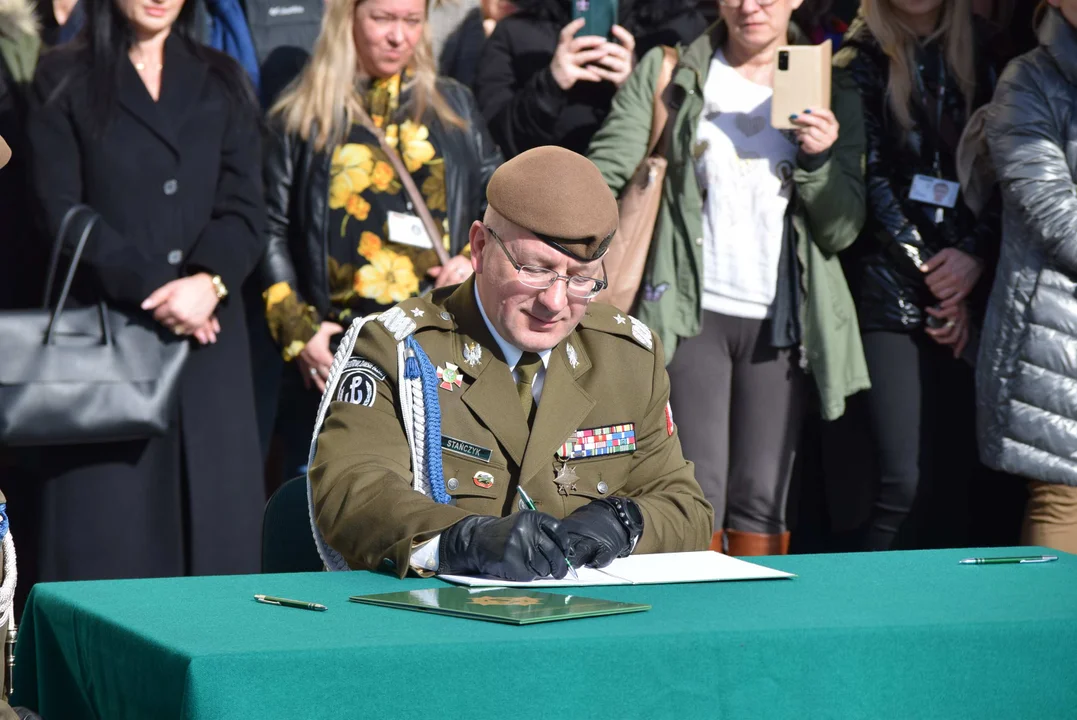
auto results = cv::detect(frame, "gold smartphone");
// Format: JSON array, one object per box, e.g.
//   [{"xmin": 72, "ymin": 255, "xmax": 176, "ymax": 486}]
[{"xmin": 771, "ymin": 40, "xmax": 832, "ymax": 130}]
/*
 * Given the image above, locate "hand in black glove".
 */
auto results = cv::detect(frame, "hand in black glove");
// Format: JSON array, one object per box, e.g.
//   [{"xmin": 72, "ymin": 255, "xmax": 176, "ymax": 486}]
[
  {"xmin": 559, "ymin": 498, "xmax": 640, "ymax": 569},
  {"xmin": 437, "ymin": 511, "xmax": 570, "ymax": 582}
]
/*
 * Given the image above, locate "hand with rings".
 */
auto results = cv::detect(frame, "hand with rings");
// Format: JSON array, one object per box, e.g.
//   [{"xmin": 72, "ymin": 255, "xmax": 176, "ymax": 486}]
[
  {"xmin": 298, "ymin": 321, "xmax": 343, "ymax": 393},
  {"xmin": 429, "ymin": 254, "xmax": 474, "ymax": 290}
]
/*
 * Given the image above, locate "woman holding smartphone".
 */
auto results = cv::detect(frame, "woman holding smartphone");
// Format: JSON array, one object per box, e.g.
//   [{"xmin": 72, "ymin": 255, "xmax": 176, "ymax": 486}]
[
  {"xmin": 838, "ymin": 0, "xmax": 1001, "ymax": 551},
  {"xmin": 977, "ymin": 0, "xmax": 1077, "ymax": 553},
  {"xmin": 589, "ymin": 0, "xmax": 868, "ymax": 555}
]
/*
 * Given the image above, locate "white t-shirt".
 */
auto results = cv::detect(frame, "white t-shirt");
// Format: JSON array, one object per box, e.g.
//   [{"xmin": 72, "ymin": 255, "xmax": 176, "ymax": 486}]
[{"xmin": 696, "ymin": 50, "xmax": 798, "ymax": 319}]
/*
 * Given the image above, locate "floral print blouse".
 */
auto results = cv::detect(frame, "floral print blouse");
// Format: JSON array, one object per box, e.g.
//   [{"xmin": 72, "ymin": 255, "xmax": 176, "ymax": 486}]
[{"xmin": 264, "ymin": 73, "xmax": 454, "ymax": 361}]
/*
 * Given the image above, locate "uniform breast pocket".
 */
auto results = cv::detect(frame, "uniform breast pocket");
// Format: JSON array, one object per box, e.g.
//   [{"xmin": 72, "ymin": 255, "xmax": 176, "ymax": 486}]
[
  {"xmin": 558, "ymin": 454, "xmax": 633, "ymax": 515},
  {"xmin": 441, "ymin": 455, "xmax": 509, "ymax": 510}
]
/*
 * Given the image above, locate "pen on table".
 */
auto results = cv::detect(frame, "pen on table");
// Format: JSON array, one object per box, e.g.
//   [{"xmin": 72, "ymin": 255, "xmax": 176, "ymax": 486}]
[
  {"xmin": 254, "ymin": 594, "xmax": 328, "ymax": 611},
  {"xmin": 516, "ymin": 486, "xmax": 579, "ymax": 580},
  {"xmin": 958, "ymin": 555, "xmax": 1059, "ymax": 565}
]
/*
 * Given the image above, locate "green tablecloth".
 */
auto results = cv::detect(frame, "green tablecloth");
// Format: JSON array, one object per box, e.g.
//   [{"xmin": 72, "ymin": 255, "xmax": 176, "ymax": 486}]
[{"xmin": 13, "ymin": 547, "xmax": 1077, "ymax": 719}]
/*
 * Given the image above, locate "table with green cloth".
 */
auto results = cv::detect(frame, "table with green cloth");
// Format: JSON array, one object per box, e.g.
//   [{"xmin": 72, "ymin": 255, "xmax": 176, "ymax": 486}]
[{"xmin": 12, "ymin": 547, "xmax": 1077, "ymax": 719}]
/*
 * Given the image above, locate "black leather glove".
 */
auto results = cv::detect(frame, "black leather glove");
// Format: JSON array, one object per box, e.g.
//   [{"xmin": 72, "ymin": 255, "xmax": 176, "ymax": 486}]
[
  {"xmin": 560, "ymin": 498, "xmax": 643, "ymax": 569},
  {"xmin": 437, "ymin": 511, "xmax": 570, "ymax": 581}
]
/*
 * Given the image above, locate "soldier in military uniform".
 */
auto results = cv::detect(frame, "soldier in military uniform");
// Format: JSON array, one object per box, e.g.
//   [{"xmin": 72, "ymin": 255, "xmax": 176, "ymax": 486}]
[{"xmin": 309, "ymin": 146, "xmax": 712, "ymax": 581}]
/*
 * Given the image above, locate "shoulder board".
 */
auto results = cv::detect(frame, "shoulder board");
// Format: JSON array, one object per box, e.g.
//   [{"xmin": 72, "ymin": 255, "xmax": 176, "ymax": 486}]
[
  {"xmin": 578, "ymin": 303, "xmax": 655, "ymax": 352},
  {"xmin": 378, "ymin": 295, "xmax": 456, "ymax": 341}
]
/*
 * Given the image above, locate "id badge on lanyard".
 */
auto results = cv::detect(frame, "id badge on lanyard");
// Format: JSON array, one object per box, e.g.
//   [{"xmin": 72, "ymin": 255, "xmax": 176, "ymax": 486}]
[{"xmin": 907, "ymin": 59, "xmax": 957, "ymax": 224}]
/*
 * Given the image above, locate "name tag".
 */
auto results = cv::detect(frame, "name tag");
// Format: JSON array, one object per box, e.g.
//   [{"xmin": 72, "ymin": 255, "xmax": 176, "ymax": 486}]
[
  {"xmin": 388, "ymin": 211, "xmax": 433, "ymax": 249},
  {"xmin": 558, "ymin": 424, "xmax": 637, "ymax": 460},
  {"xmin": 441, "ymin": 435, "xmax": 493, "ymax": 464},
  {"xmin": 908, "ymin": 174, "xmax": 959, "ymax": 209}
]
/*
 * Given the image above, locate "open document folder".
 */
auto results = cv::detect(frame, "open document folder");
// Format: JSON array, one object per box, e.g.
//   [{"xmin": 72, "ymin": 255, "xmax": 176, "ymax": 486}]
[{"xmin": 438, "ymin": 550, "xmax": 795, "ymax": 588}]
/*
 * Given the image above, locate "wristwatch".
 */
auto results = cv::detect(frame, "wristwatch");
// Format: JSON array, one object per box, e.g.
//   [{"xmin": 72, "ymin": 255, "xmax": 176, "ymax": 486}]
[
  {"xmin": 600, "ymin": 497, "xmax": 644, "ymax": 557},
  {"xmin": 210, "ymin": 274, "xmax": 228, "ymax": 300}
]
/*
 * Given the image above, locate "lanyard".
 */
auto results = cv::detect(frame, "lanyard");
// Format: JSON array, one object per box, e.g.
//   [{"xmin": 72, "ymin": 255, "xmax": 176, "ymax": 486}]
[{"xmin": 913, "ymin": 54, "xmax": 946, "ymax": 178}]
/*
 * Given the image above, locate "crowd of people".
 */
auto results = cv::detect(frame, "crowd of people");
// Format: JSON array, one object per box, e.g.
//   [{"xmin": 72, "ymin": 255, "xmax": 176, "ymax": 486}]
[{"xmin": 0, "ymin": 0, "xmax": 1072, "ymax": 613}]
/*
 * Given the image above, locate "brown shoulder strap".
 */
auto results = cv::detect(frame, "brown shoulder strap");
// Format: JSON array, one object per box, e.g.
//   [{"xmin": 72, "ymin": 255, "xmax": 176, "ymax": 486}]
[{"xmin": 645, "ymin": 46, "xmax": 679, "ymax": 159}]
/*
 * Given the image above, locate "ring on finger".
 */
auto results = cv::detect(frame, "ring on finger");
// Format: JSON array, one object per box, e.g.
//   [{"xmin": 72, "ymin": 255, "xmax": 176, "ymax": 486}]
[
  {"xmin": 309, "ymin": 367, "xmax": 318, "ymax": 378},
  {"xmin": 944, "ymin": 320, "xmax": 956, "ymax": 330}
]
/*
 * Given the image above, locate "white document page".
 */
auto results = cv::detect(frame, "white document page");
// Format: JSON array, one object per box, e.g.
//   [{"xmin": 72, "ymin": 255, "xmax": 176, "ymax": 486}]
[{"xmin": 438, "ymin": 550, "xmax": 795, "ymax": 588}]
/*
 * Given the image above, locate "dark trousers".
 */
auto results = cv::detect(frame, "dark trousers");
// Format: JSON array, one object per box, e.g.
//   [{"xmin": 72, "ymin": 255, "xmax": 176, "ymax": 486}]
[
  {"xmin": 668, "ymin": 311, "xmax": 807, "ymax": 534},
  {"xmin": 861, "ymin": 331, "xmax": 979, "ymax": 551}
]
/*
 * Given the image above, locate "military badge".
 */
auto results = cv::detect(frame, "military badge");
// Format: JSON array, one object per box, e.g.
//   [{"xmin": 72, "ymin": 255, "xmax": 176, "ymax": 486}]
[
  {"xmin": 558, "ymin": 424, "xmax": 637, "ymax": 460},
  {"xmin": 463, "ymin": 342, "xmax": 483, "ymax": 368},
  {"xmin": 665, "ymin": 402, "xmax": 675, "ymax": 436},
  {"xmin": 336, "ymin": 357, "xmax": 386, "ymax": 407},
  {"xmin": 411, "ymin": 308, "xmax": 425, "ymax": 318},
  {"xmin": 566, "ymin": 343, "xmax": 579, "ymax": 369},
  {"xmin": 614, "ymin": 314, "xmax": 627, "ymax": 325},
  {"xmin": 437, "ymin": 362, "xmax": 463, "ymax": 391},
  {"xmin": 473, "ymin": 471, "xmax": 495, "ymax": 489}
]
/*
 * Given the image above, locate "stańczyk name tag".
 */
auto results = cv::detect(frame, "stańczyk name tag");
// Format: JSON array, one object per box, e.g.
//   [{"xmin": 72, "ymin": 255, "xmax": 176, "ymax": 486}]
[
  {"xmin": 388, "ymin": 211, "xmax": 434, "ymax": 249},
  {"xmin": 441, "ymin": 435, "xmax": 493, "ymax": 463}
]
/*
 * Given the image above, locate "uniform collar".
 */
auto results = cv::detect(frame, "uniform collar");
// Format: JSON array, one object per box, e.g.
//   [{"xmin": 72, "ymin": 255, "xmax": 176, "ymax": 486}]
[{"xmin": 473, "ymin": 284, "xmax": 551, "ymax": 372}]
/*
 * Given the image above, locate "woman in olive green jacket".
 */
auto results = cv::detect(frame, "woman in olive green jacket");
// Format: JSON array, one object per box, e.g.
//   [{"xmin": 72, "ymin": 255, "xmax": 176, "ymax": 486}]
[{"xmin": 588, "ymin": 8, "xmax": 868, "ymax": 555}]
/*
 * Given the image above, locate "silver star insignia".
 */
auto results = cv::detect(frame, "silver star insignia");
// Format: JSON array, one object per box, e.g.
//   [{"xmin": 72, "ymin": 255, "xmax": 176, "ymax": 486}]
[
  {"xmin": 411, "ymin": 308, "xmax": 425, "ymax": 318},
  {"xmin": 566, "ymin": 343, "xmax": 579, "ymax": 369},
  {"xmin": 615, "ymin": 314, "xmax": 627, "ymax": 325}
]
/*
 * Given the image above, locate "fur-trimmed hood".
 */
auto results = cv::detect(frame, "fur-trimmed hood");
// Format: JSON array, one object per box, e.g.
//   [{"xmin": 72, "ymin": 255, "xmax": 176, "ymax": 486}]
[
  {"xmin": 0, "ymin": 0, "xmax": 39, "ymax": 39},
  {"xmin": 512, "ymin": 0, "xmax": 701, "ymax": 36}
]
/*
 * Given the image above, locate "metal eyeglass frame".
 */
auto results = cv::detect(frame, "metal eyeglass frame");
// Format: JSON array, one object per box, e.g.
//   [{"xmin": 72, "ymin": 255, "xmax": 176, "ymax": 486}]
[{"xmin": 482, "ymin": 224, "xmax": 608, "ymax": 299}]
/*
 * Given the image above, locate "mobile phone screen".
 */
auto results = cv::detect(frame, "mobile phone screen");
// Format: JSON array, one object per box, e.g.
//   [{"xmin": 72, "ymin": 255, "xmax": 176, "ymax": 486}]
[{"xmin": 571, "ymin": 0, "xmax": 618, "ymax": 39}]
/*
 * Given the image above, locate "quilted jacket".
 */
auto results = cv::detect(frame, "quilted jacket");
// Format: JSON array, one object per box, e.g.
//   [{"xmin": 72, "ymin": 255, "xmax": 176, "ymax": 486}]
[{"xmin": 976, "ymin": 9, "xmax": 1077, "ymax": 486}]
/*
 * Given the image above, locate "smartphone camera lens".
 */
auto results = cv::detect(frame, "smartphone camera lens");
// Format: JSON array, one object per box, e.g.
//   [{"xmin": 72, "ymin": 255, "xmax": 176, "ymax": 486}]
[{"xmin": 778, "ymin": 51, "xmax": 789, "ymax": 71}]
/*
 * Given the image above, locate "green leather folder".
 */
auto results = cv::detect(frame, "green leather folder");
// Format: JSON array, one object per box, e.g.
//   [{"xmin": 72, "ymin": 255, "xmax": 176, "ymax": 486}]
[{"xmin": 349, "ymin": 587, "xmax": 651, "ymax": 625}]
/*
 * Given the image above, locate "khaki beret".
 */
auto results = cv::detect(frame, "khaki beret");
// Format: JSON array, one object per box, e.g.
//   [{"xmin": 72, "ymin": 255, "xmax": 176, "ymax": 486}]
[{"xmin": 487, "ymin": 146, "xmax": 619, "ymax": 262}]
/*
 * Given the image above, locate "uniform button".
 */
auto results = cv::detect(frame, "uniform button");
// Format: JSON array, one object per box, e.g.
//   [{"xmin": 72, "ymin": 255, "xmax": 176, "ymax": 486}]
[
  {"xmin": 167, "ymin": 249, "xmax": 183, "ymax": 265},
  {"xmin": 440, "ymin": 311, "xmax": 452, "ymax": 321},
  {"xmin": 163, "ymin": 179, "xmax": 178, "ymax": 196},
  {"xmin": 695, "ymin": 237, "xmax": 703, "ymax": 246},
  {"xmin": 597, "ymin": 481, "xmax": 609, "ymax": 495},
  {"xmin": 381, "ymin": 558, "xmax": 395, "ymax": 570},
  {"xmin": 446, "ymin": 477, "xmax": 458, "ymax": 491}
]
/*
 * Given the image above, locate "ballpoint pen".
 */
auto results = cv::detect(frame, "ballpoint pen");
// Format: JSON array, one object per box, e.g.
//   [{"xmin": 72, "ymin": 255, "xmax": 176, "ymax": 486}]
[
  {"xmin": 254, "ymin": 594, "xmax": 328, "ymax": 611},
  {"xmin": 958, "ymin": 555, "xmax": 1059, "ymax": 565},
  {"xmin": 516, "ymin": 486, "xmax": 580, "ymax": 580}
]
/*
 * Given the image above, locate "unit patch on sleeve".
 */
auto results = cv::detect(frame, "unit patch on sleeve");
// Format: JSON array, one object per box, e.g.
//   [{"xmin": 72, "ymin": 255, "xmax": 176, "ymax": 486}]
[
  {"xmin": 336, "ymin": 357, "xmax": 386, "ymax": 407},
  {"xmin": 557, "ymin": 424, "xmax": 637, "ymax": 460}
]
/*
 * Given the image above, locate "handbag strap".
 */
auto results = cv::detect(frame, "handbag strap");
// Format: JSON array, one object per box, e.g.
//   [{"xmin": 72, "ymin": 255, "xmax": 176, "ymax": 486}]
[
  {"xmin": 646, "ymin": 46, "xmax": 680, "ymax": 159},
  {"xmin": 44, "ymin": 210, "xmax": 100, "ymax": 344},
  {"xmin": 359, "ymin": 112, "xmax": 452, "ymax": 268},
  {"xmin": 43, "ymin": 204, "xmax": 93, "ymax": 308}
]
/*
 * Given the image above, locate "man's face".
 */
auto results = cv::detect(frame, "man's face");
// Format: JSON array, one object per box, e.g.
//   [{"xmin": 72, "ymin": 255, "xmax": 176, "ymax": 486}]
[
  {"xmin": 470, "ymin": 220, "xmax": 599, "ymax": 353},
  {"xmin": 934, "ymin": 183, "xmax": 949, "ymax": 203}
]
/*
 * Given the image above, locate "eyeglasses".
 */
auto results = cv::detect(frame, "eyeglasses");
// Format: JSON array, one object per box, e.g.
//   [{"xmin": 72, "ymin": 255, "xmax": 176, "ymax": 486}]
[
  {"xmin": 718, "ymin": 0, "xmax": 780, "ymax": 7},
  {"xmin": 483, "ymin": 225, "xmax": 608, "ymax": 300}
]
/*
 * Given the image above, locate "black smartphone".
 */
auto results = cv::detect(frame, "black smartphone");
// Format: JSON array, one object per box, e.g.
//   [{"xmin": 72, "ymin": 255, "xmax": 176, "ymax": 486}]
[{"xmin": 572, "ymin": 0, "xmax": 618, "ymax": 38}]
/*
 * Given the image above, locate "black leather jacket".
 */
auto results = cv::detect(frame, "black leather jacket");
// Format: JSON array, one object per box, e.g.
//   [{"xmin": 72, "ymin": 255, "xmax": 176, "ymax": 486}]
[
  {"xmin": 838, "ymin": 21, "xmax": 1000, "ymax": 332},
  {"xmin": 260, "ymin": 78, "xmax": 502, "ymax": 318}
]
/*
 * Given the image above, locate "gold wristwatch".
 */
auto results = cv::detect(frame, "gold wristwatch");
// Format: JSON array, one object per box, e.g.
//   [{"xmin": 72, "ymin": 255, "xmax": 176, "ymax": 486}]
[{"xmin": 210, "ymin": 274, "xmax": 229, "ymax": 300}]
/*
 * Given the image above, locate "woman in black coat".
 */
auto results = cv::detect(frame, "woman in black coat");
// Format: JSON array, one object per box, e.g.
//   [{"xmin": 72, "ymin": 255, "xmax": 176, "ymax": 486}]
[
  {"xmin": 472, "ymin": 0, "xmax": 706, "ymax": 158},
  {"xmin": 14, "ymin": 0, "xmax": 266, "ymax": 587}
]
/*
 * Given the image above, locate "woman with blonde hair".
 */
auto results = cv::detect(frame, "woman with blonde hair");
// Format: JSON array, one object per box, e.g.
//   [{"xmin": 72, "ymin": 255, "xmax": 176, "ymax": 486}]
[
  {"xmin": 837, "ymin": 0, "xmax": 1001, "ymax": 550},
  {"xmin": 262, "ymin": 0, "xmax": 502, "ymax": 478}
]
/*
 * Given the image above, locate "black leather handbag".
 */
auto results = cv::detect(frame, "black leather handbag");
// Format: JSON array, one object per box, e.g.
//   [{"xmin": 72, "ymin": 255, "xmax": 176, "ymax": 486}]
[{"xmin": 0, "ymin": 205, "xmax": 189, "ymax": 446}]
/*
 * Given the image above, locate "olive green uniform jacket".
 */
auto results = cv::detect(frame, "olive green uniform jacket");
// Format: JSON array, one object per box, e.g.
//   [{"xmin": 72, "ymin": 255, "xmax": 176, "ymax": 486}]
[
  {"xmin": 309, "ymin": 278, "xmax": 713, "ymax": 576},
  {"xmin": 588, "ymin": 22, "xmax": 871, "ymax": 421}
]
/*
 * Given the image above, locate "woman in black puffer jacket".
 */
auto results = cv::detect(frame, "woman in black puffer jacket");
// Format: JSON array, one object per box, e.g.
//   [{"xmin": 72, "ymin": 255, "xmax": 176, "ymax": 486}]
[
  {"xmin": 836, "ymin": 0, "xmax": 1002, "ymax": 551},
  {"xmin": 472, "ymin": 0, "xmax": 705, "ymax": 158}
]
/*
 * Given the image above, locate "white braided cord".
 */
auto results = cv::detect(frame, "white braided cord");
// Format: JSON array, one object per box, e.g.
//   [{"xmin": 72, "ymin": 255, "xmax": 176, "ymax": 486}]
[
  {"xmin": 305, "ymin": 309, "xmax": 429, "ymax": 571},
  {"xmin": 0, "ymin": 532, "xmax": 16, "ymax": 632}
]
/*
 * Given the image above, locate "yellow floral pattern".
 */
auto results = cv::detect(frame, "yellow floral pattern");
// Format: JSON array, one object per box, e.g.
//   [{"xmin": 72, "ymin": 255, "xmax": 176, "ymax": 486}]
[
  {"xmin": 356, "ymin": 249, "xmax": 419, "ymax": 304},
  {"xmin": 266, "ymin": 71, "xmax": 451, "ymax": 358}
]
